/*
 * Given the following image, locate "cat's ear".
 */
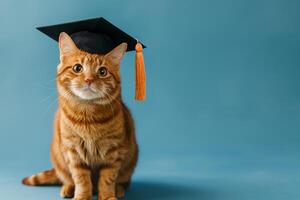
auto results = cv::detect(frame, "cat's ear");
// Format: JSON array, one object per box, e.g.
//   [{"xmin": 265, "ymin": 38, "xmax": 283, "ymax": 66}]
[
  {"xmin": 105, "ymin": 43, "xmax": 127, "ymax": 66},
  {"xmin": 58, "ymin": 32, "xmax": 78, "ymax": 58}
]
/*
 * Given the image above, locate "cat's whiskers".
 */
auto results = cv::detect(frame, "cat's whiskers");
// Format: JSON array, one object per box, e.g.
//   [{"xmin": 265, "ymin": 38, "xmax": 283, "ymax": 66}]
[
  {"xmin": 38, "ymin": 84, "xmax": 56, "ymax": 90},
  {"xmin": 43, "ymin": 88, "xmax": 71, "ymax": 116},
  {"xmin": 46, "ymin": 77, "xmax": 57, "ymax": 83},
  {"xmin": 103, "ymin": 89, "xmax": 122, "ymax": 108},
  {"xmin": 39, "ymin": 77, "xmax": 58, "ymax": 90},
  {"xmin": 39, "ymin": 93, "xmax": 55, "ymax": 103},
  {"xmin": 59, "ymin": 89, "xmax": 73, "ymax": 108},
  {"xmin": 101, "ymin": 89, "xmax": 115, "ymax": 121},
  {"xmin": 43, "ymin": 94, "xmax": 59, "ymax": 116}
]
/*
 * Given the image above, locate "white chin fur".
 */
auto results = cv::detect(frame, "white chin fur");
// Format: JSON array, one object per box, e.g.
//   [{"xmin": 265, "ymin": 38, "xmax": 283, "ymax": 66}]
[{"xmin": 70, "ymin": 87, "xmax": 101, "ymax": 100}]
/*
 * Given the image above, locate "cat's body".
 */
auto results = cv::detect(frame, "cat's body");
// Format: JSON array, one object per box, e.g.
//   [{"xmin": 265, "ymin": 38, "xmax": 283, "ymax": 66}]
[{"xmin": 23, "ymin": 32, "xmax": 138, "ymax": 200}]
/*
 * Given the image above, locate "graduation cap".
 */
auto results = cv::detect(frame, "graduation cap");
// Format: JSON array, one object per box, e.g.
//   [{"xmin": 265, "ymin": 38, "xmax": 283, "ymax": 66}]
[{"xmin": 37, "ymin": 17, "xmax": 146, "ymax": 101}]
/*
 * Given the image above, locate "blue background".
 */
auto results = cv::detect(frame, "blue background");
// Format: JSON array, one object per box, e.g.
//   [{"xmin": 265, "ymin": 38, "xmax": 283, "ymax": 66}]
[{"xmin": 0, "ymin": 0, "xmax": 299, "ymax": 199}]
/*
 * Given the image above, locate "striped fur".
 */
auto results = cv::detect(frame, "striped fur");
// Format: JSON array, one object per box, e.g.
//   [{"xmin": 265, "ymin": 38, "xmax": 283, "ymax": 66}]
[
  {"xmin": 23, "ymin": 33, "xmax": 138, "ymax": 200},
  {"xmin": 22, "ymin": 168, "xmax": 60, "ymax": 185}
]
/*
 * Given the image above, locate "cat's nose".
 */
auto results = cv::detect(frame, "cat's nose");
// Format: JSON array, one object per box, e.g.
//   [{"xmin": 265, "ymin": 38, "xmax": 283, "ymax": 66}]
[{"xmin": 85, "ymin": 78, "xmax": 94, "ymax": 86}]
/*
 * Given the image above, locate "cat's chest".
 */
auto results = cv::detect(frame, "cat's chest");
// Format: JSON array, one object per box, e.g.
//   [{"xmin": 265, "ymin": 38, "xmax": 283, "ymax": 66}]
[
  {"xmin": 61, "ymin": 124, "xmax": 113, "ymax": 165},
  {"xmin": 60, "ymin": 109, "xmax": 124, "ymax": 165},
  {"xmin": 69, "ymin": 125, "xmax": 122, "ymax": 165},
  {"xmin": 76, "ymin": 137, "xmax": 110, "ymax": 165}
]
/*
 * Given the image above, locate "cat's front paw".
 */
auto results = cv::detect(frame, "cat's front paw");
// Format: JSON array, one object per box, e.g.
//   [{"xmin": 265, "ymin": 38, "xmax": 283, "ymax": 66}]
[
  {"xmin": 116, "ymin": 184, "xmax": 125, "ymax": 198},
  {"xmin": 106, "ymin": 198, "xmax": 118, "ymax": 200},
  {"xmin": 60, "ymin": 185, "xmax": 74, "ymax": 198},
  {"xmin": 98, "ymin": 196, "xmax": 118, "ymax": 200},
  {"xmin": 72, "ymin": 197, "xmax": 92, "ymax": 200}
]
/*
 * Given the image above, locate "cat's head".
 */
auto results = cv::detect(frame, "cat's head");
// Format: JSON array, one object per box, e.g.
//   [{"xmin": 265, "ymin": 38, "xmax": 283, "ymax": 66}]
[{"xmin": 56, "ymin": 32, "xmax": 127, "ymax": 104}]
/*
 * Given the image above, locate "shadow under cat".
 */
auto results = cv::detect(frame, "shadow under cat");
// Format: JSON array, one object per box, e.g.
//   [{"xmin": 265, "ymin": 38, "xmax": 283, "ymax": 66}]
[{"xmin": 92, "ymin": 180, "xmax": 221, "ymax": 200}]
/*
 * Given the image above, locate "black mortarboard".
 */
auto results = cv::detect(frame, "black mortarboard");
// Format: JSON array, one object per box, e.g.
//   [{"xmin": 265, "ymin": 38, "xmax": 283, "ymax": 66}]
[
  {"xmin": 36, "ymin": 17, "xmax": 145, "ymax": 54},
  {"xmin": 37, "ymin": 17, "xmax": 147, "ymax": 100}
]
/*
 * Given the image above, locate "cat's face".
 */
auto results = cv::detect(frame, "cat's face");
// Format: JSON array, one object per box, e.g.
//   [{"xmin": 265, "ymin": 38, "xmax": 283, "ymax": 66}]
[{"xmin": 56, "ymin": 32, "xmax": 127, "ymax": 104}]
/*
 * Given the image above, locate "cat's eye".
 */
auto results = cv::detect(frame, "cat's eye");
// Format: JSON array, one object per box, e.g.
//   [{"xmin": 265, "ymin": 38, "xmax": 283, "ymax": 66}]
[
  {"xmin": 98, "ymin": 67, "xmax": 108, "ymax": 77},
  {"xmin": 72, "ymin": 64, "xmax": 83, "ymax": 73}
]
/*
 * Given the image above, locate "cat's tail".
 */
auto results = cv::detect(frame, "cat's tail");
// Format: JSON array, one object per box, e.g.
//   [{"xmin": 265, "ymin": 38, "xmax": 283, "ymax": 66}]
[{"xmin": 22, "ymin": 168, "xmax": 61, "ymax": 186}]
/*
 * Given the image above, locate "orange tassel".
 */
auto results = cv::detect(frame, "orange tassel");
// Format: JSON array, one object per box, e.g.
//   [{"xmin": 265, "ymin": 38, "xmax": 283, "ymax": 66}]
[{"xmin": 135, "ymin": 42, "xmax": 146, "ymax": 101}]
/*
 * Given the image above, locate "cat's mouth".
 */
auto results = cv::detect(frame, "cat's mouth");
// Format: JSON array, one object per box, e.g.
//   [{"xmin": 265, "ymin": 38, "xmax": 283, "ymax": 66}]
[
  {"xmin": 69, "ymin": 84, "xmax": 103, "ymax": 100},
  {"xmin": 82, "ymin": 86, "xmax": 97, "ymax": 93}
]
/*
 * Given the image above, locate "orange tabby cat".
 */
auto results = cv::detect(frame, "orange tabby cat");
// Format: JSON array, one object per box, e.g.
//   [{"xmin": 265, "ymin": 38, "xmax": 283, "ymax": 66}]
[{"xmin": 22, "ymin": 32, "xmax": 138, "ymax": 200}]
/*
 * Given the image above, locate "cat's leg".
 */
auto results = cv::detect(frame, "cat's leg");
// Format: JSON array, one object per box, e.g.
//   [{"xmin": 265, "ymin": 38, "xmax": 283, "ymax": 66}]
[
  {"xmin": 116, "ymin": 169, "xmax": 134, "ymax": 198},
  {"xmin": 53, "ymin": 157, "xmax": 75, "ymax": 198},
  {"xmin": 67, "ymin": 151, "xmax": 92, "ymax": 200},
  {"xmin": 115, "ymin": 166, "xmax": 134, "ymax": 198},
  {"xmin": 115, "ymin": 149, "xmax": 137, "ymax": 198},
  {"xmin": 115, "ymin": 168, "xmax": 133, "ymax": 198},
  {"xmin": 51, "ymin": 140, "xmax": 75, "ymax": 198},
  {"xmin": 115, "ymin": 184, "xmax": 126, "ymax": 198},
  {"xmin": 56, "ymin": 166, "xmax": 74, "ymax": 198},
  {"xmin": 60, "ymin": 184, "xmax": 75, "ymax": 198},
  {"xmin": 98, "ymin": 162, "xmax": 122, "ymax": 200}
]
